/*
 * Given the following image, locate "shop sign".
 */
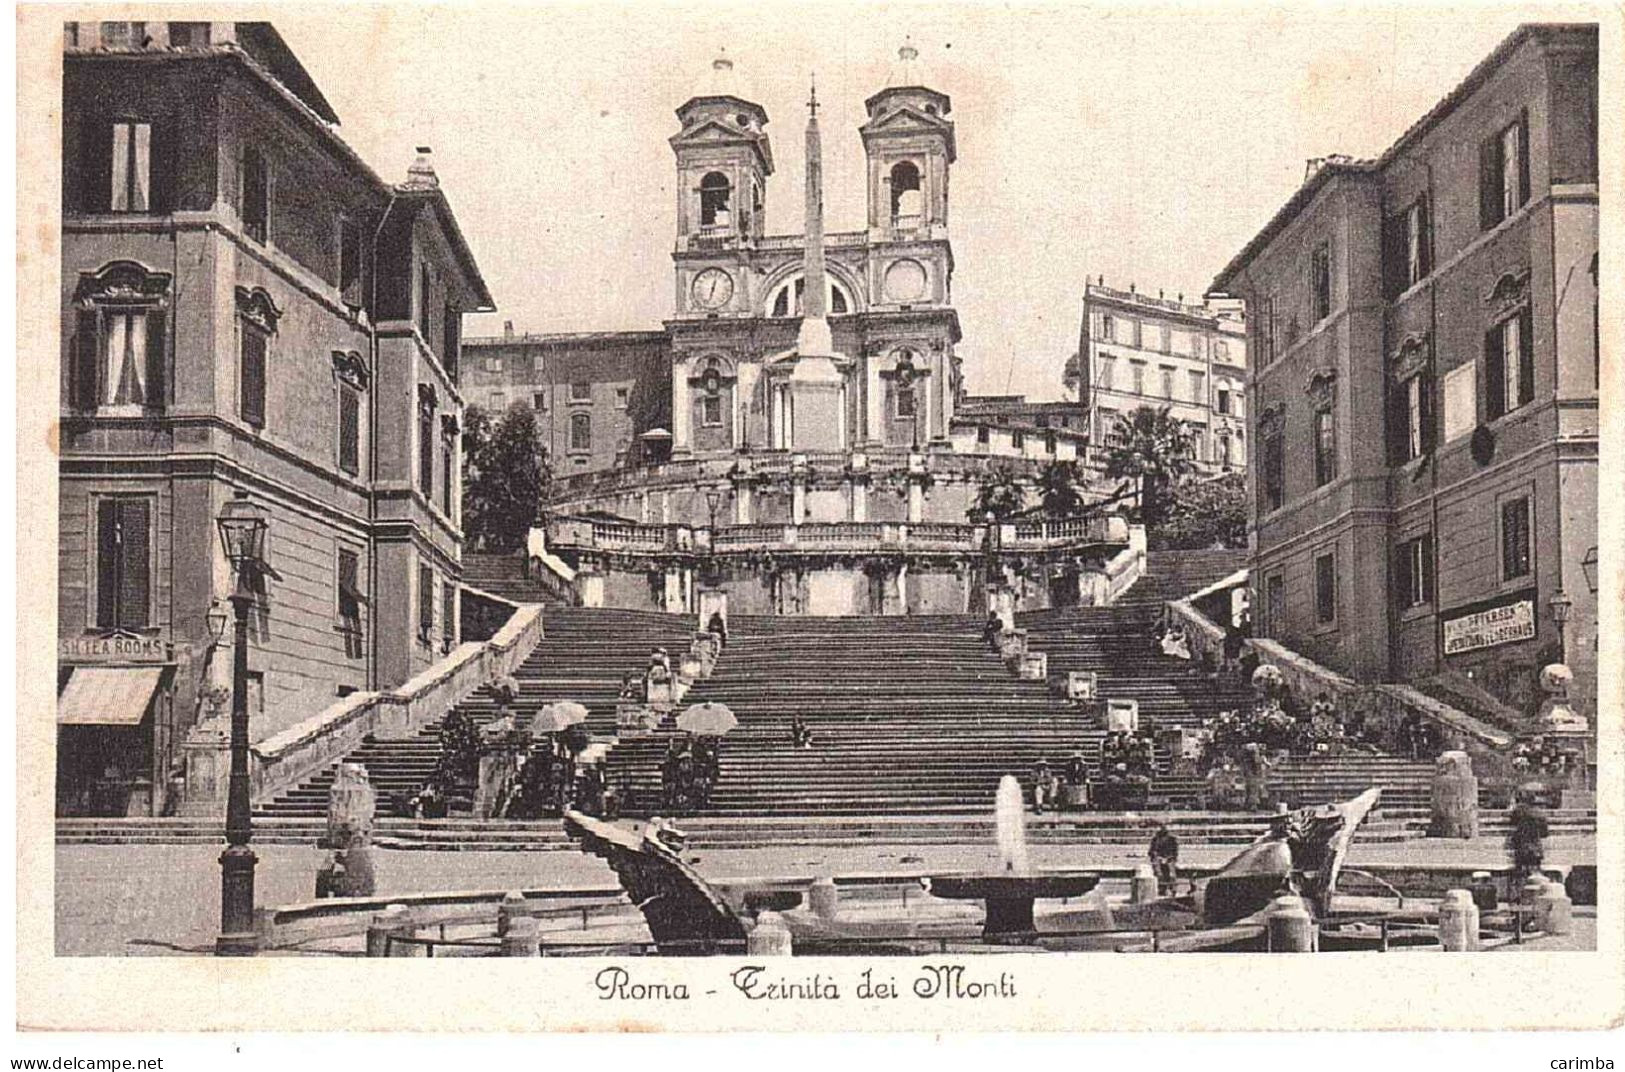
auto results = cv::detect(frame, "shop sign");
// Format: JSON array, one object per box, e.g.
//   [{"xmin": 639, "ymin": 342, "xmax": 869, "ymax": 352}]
[
  {"xmin": 1442, "ymin": 598, "xmax": 1535, "ymax": 656},
  {"xmin": 59, "ymin": 633, "xmax": 170, "ymax": 662}
]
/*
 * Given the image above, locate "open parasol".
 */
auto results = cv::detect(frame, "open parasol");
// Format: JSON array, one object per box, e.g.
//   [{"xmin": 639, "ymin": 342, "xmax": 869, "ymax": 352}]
[
  {"xmin": 533, "ymin": 700, "xmax": 590, "ymax": 733},
  {"xmin": 676, "ymin": 702, "xmax": 737, "ymax": 737}
]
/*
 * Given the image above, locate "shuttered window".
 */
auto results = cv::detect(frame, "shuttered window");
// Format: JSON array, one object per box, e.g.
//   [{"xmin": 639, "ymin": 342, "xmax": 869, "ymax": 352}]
[
  {"xmin": 1383, "ymin": 196, "xmax": 1432, "ymax": 298},
  {"xmin": 1313, "ymin": 406, "xmax": 1337, "ymax": 486},
  {"xmin": 95, "ymin": 498, "xmax": 150, "ymax": 631},
  {"xmin": 419, "ymin": 405, "xmax": 435, "ymax": 496},
  {"xmin": 1314, "ymin": 552, "xmax": 1337, "ymax": 625},
  {"xmin": 338, "ymin": 217, "xmax": 363, "ymax": 307},
  {"xmin": 242, "ymin": 145, "xmax": 269, "ymax": 243},
  {"xmin": 1484, "ymin": 307, "xmax": 1534, "ymax": 420},
  {"xmin": 1501, "ymin": 497, "xmax": 1531, "ymax": 581},
  {"xmin": 418, "ymin": 564, "xmax": 434, "ymax": 641},
  {"xmin": 240, "ymin": 325, "xmax": 267, "ymax": 427},
  {"xmin": 338, "ymin": 385, "xmax": 359, "ymax": 475},
  {"xmin": 71, "ymin": 307, "xmax": 166, "ymax": 411},
  {"xmin": 1480, "ymin": 111, "xmax": 1530, "ymax": 231},
  {"xmin": 442, "ymin": 580, "xmax": 457, "ymax": 651},
  {"xmin": 1395, "ymin": 533, "xmax": 1434, "ymax": 609}
]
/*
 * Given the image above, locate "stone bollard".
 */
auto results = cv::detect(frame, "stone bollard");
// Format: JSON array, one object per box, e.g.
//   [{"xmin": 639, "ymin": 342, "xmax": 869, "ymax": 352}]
[
  {"xmin": 366, "ymin": 904, "xmax": 415, "ymax": 958},
  {"xmin": 1437, "ymin": 889, "xmax": 1480, "ymax": 951},
  {"xmin": 501, "ymin": 914, "xmax": 541, "ymax": 957},
  {"xmin": 808, "ymin": 876, "xmax": 839, "ymax": 920},
  {"xmin": 747, "ymin": 911, "xmax": 793, "ymax": 956},
  {"xmin": 496, "ymin": 890, "xmax": 526, "ymax": 937},
  {"xmin": 1468, "ymin": 871, "xmax": 1498, "ymax": 914},
  {"xmin": 1266, "ymin": 894, "xmax": 1314, "ymax": 952},
  {"xmin": 1131, "ymin": 864, "xmax": 1158, "ymax": 905},
  {"xmin": 1536, "ymin": 880, "xmax": 1573, "ymax": 937},
  {"xmin": 1520, "ymin": 875, "xmax": 1548, "ymax": 932},
  {"xmin": 1428, "ymin": 751, "xmax": 1479, "ymax": 838}
]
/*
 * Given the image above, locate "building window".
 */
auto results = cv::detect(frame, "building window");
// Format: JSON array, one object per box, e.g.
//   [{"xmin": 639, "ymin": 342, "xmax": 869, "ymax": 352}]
[
  {"xmin": 1158, "ymin": 326, "xmax": 1172, "ymax": 353},
  {"xmin": 1159, "ymin": 367, "xmax": 1174, "ymax": 399},
  {"xmin": 1261, "ymin": 295, "xmax": 1278, "ymax": 365},
  {"xmin": 1098, "ymin": 357, "xmax": 1115, "ymax": 391},
  {"xmin": 1485, "ymin": 308, "xmax": 1534, "ymax": 420},
  {"xmin": 532, "ymin": 391, "xmax": 547, "ymax": 413},
  {"xmin": 1261, "ymin": 427, "xmax": 1285, "ymax": 513},
  {"xmin": 338, "ymin": 217, "xmax": 363, "ymax": 307},
  {"xmin": 241, "ymin": 145, "xmax": 269, "ymax": 243},
  {"xmin": 699, "ymin": 171, "xmax": 732, "ymax": 228},
  {"xmin": 417, "ymin": 262, "xmax": 433, "ymax": 343},
  {"xmin": 240, "ymin": 324, "xmax": 267, "ymax": 427},
  {"xmin": 1044, "ymin": 431, "xmax": 1057, "ymax": 454},
  {"xmin": 483, "ymin": 355, "xmax": 503, "ymax": 373},
  {"xmin": 95, "ymin": 497, "xmax": 150, "ymax": 631},
  {"xmin": 337, "ymin": 547, "xmax": 366, "ymax": 655},
  {"xmin": 1217, "ymin": 434, "xmax": 1232, "ymax": 468},
  {"xmin": 1314, "ymin": 552, "xmax": 1337, "ymax": 625},
  {"xmin": 418, "ymin": 398, "xmax": 435, "ymax": 498},
  {"xmin": 1310, "ymin": 242, "xmax": 1332, "ymax": 323},
  {"xmin": 418, "ymin": 564, "xmax": 434, "ymax": 643},
  {"xmin": 489, "ymin": 392, "xmax": 507, "ymax": 410},
  {"xmin": 1500, "ymin": 496, "xmax": 1531, "ymax": 581},
  {"xmin": 338, "ymin": 384, "xmax": 360, "ymax": 475},
  {"xmin": 1395, "ymin": 532, "xmax": 1434, "ymax": 609},
  {"xmin": 1214, "ymin": 340, "xmax": 1229, "ymax": 362},
  {"xmin": 1480, "ymin": 112, "xmax": 1529, "ymax": 230},
  {"xmin": 441, "ymin": 433, "xmax": 455, "ymax": 516},
  {"xmin": 570, "ymin": 381, "xmax": 591, "ymax": 402},
  {"xmin": 701, "ymin": 392, "xmax": 723, "ymax": 427},
  {"xmin": 1384, "ymin": 196, "xmax": 1432, "ymax": 297},
  {"xmin": 442, "ymin": 304, "xmax": 461, "ymax": 378},
  {"xmin": 1216, "ymin": 387, "xmax": 1230, "ymax": 415},
  {"xmin": 1188, "ymin": 370, "xmax": 1204, "ymax": 404},
  {"xmin": 442, "ymin": 579, "xmax": 457, "ymax": 653},
  {"xmin": 976, "ymin": 425, "xmax": 990, "ymax": 445},
  {"xmin": 1390, "ymin": 369, "xmax": 1436, "ymax": 465},
  {"xmin": 166, "ymin": 21, "xmax": 209, "ymax": 46},
  {"xmin": 1011, "ymin": 430, "xmax": 1025, "ymax": 450},
  {"xmin": 1130, "ymin": 362, "xmax": 1145, "ymax": 395},
  {"xmin": 98, "ymin": 21, "xmax": 142, "ymax": 48},
  {"xmin": 570, "ymin": 412, "xmax": 592, "ymax": 452},
  {"xmin": 1100, "ymin": 315, "xmax": 1115, "ymax": 342},
  {"xmin": 1264, "ymin": 571, "xmax": 1284, "ymax": 635},
  {"xmin": 1312, "ymin": 406, "xmax": 1336, "ymax": 486},
  {"xmin": 895, "ymin": 382, "xmax": 917, "ymax": 419},
  {"xmin": 73, "ymin": 305, "xmax": 166, "ymax": 412},
  {"xmin": 615, "ymin": 387, "xmax": 630, "ymax": 410},
  {"xmin": 110, "ymin": 121, "xmax": 151, "ymax": 212},
  {"xmin": 890, "ymin": 160, "xmax": 923, "ymax": 220}
]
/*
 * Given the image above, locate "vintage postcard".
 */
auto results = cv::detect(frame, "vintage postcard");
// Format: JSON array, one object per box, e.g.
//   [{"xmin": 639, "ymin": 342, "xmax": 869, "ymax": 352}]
[{"xmin": 14, "ymin": 0, "xmax": 1623, "ymax": 1035}]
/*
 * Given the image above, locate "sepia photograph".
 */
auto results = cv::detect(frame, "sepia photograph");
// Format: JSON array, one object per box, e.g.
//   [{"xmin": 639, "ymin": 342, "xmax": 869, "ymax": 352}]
[{"xmin": 14, "ymin": 0, "xmax": 1620, "ymax": 1037}]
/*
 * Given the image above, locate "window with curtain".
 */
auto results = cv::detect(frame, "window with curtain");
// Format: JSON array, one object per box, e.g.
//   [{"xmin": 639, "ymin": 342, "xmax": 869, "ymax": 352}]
[{"xmin": 95, "ymin": 497, "xmax": 150, "ymax": 632}]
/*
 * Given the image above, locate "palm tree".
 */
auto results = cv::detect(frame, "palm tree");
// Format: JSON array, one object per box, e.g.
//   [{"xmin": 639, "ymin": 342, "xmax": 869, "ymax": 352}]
[
  {"xmin": 967, "ymin": 466, "xmax": 1027, "ymax": 522},
  {"xmin": 1036, "ymin": 459, "xmax": 1086, "ymax": 518},
  {"xmin": 1102, "ymin": 405, "xmax": 1196, "ymax": 527},
  {"xmin": 1062, "ymin": 352, "xmax": 1082, "ymax": 402}
]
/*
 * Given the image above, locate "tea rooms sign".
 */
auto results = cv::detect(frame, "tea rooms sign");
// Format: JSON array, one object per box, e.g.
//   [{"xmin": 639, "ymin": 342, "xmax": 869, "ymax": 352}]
[
  {"xmin": 59, "ymin": 633, "xmax": 171, "ymax": 662},
  {"xmin": 1442, "ymin": 594, "xmax": 1536, "ymax": 656}
]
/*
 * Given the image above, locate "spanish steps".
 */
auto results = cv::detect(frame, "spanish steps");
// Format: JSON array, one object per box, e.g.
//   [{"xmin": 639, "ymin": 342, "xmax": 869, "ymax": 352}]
[{"xmin": 235, "ymin": 549, "xmax": 1585, "ymax": 836}]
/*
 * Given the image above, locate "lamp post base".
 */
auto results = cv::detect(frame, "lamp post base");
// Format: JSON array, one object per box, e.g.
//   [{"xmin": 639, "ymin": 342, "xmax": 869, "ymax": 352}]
[{"xmin": 216, "ymin": 844, "xmax": 259, "ymax": 956}]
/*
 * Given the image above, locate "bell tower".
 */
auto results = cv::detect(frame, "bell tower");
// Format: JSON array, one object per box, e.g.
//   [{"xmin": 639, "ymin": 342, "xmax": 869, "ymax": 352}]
[
  {"xmin": 670, "ymin": 52, "xmax": 774, "ymax": 249},
  {"xmin": 861, "ymin": 41, "xmax": 955, "ymax": 241}
]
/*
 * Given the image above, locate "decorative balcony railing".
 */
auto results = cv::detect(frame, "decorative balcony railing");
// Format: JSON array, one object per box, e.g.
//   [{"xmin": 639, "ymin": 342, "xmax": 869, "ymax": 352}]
[{"xmin": 550, "ymin": 515, "xmax": 1126, "ymax": 557}]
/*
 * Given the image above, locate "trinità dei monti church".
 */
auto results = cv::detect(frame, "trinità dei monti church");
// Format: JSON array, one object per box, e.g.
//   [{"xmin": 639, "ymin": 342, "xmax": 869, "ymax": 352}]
[{"xmin": 465, "ymin": 46, "xmax": 1137, "ymax": 617}]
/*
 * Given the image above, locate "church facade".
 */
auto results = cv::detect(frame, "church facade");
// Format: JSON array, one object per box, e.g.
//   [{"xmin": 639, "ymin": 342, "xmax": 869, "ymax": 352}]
[{"xmin": 466, "ymin": 49, "xmax": 1137, "ymax": 617}]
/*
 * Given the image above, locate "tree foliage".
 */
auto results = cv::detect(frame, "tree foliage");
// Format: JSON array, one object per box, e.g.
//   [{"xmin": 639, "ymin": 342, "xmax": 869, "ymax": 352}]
[
  {"xmin": 1153, "ymin": 471, "xmax": 1249, "ymax": 550},
  {"xmin": 967, "ymin": 466, "xmax": 1028, "ymax": 522},
  {"xmin": 1035, "ymin": 459, "xmax": 1086, "ymax": 518},
  {"xmin": 1102, "ymin": 405, "xmax": 1197, "ymax": 527},
  {"xmin": 462, "ymin": 402, "xmax": 550, "ymax": 553}
]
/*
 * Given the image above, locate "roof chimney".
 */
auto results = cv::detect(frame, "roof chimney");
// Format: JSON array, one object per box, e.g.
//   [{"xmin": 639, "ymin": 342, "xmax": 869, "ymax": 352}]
[
  {"xmin": 503, "ymin": 320, "xmax": 514, "ymax": 341},
  {"xmin": 405, "ymin": 146, "xmax": 439, "ymax": 190}
]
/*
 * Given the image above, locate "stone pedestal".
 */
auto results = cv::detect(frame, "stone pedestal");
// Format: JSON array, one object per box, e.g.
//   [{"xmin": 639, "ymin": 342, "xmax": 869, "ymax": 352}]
[
  {"xmin": 1537, "ymin": 881, "xmax": 1573, "ymax": 936},
  {"xmin": 616, "ymin": 703, "xmax": 661, "ymax": 737},
  {"xmin": 326, "ymin": 763, "xmax": 376, "ymax": 846},
  {"xmin": 1131, "ymin": 864, "xmax": 1158, "ymax": 904},
  {"xmin": 1067, "ymin": 671, "xmax": 1098, "ymax": 701},
  {"xmin": 997, "ymin": 627, "xmax": 1027, "ymax": 663},
  {"xmin": 366, "ymin": 904, "xmax": 421, "ymax": 957},
  {"xmin": 748, "ymin": 912, "xmax": 793, "ymax": 956},
  {"xmin": 472, "ymin": 747, "xmax": 522, "ymax": 819},
  {"xmin": 808, "ymin": 876, "xmax": 839, "ymax": 920},
  {"xmin": 578, "ymin": 569, "xmax": 605, "ymax": 609},
  {"xmin": 1437, "ymin": 889, "xmax": 1480, "ymax": 951},
  {"xmin": 987, "ymin": 586, "xmax": 1017, "ymax": 631},
  {"xmin": 1104, "ymin": 698, "xmax": 1139, "ymax": 733},
  {"xmin": 179, "ymin": 720, "xmax": 231, "ymax": 815},
  {"xmin": 1429, "ymin": 750, "xmax": 1479, "ymax": 839},
  {"xmin": 496, "ymin": 890, "xmax": 526, "ymax": 937},
  {"xmin": 1266, "ymin": 894, "xmax": 1314, "ymax": 952},
  {"xmin": 501, "ymin": 915, "xmax": 540, "ymax": 956},
  {"xmin": 1018, "ymin": 651, "xmax": 1047, "ymax": 681}
]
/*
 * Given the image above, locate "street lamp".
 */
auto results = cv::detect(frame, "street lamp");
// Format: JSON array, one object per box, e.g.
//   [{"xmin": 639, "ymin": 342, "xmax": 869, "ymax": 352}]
[
  {"xmin": 1548, "ymin": 588, "xmax": 1573, "ymax": 664},
  {"xmin": 205, "ymin": 599, "xmax": 228, "ymax": 647},
  {"xmin": 1581, "ymin": 546, "xmax": 1598, "ymax": 594},
  {"xmin": 705, "ymin": 486, "xmax": 722, "ymax": 531},
  {"xmin": 214, "ymin": 491, "xmax": 268, "ymax": 956}
]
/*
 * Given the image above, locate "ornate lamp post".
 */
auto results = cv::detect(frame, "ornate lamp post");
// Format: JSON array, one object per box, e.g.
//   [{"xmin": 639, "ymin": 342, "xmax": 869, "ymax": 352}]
[
  {"xmin": 1548, "ymin": 588, "xmax": 1572, "ymax": 664},
  {"xmin": 215, "ymin": 492, "xmax": 268, "ymax": 956},
  {"xmin": 1580, "ymin": 546, "xmax": 1598, "ymax": 595}
]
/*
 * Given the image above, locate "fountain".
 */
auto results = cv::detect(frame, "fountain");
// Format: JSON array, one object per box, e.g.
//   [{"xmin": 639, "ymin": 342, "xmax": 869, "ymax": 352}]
[{"xmin": 926, "ymin": 775, "xmax": 1100, "ymax": 941}]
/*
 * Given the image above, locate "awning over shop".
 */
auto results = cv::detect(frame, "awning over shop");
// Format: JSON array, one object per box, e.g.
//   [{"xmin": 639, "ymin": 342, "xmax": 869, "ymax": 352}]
[{"xmin": 56, "ymin": 666, "xmax": 163, "ymax": 727}]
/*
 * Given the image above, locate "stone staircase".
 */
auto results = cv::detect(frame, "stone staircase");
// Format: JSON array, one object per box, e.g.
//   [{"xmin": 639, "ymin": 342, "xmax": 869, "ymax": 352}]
[
  {"xmin": 255, "ymin": 607, "xmax": 695, "ymax": 818},
  {"xmin": 601, "ymin": 614, "xmax": 1109, "ymax": 816},
  {"xmin": 462, "ymin": 552, "xmax": 568, "ymax": 606}
]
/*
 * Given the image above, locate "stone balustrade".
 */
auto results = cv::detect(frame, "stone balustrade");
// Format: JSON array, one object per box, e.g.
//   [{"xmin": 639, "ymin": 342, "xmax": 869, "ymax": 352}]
[
  {"xmin": 183, "ymin": 602, "xmax": 546, "ymax": 814},
  {"xmin": 551, "ymin": 516, "xmax": 1130, "ymax": 558}
]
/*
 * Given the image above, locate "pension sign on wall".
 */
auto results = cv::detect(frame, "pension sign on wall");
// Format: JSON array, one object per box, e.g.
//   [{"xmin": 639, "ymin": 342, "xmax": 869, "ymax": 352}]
[{"xmin": 1442, "ymin": 598, "xmax": 1535, "ymax": 656}]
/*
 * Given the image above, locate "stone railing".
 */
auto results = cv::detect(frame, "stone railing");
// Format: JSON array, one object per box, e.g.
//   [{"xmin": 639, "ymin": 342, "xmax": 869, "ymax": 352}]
[
  {"xmin": 183, "ymin": 603, "xmax": 546, "ymax": 814},
  {"xmin": 1163, "ymin": 595, "xmax": 1514, "ymax": 784}
]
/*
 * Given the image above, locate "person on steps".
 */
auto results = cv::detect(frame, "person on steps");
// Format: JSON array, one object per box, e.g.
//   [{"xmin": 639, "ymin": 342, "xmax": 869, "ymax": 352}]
[
  {"xmin": 982, "ymin": 610, "xmax": 1003, "ymax": 652},
  {"xmin": 1149, "ymin": 823, "xmax": 1180, "ymax": 895}
]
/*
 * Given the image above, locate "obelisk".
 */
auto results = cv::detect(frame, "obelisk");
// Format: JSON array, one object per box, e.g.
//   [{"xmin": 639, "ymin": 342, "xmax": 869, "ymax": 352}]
[{"xmin": 788, "ymin": 78, "xmax": 845, "ymax": 451}]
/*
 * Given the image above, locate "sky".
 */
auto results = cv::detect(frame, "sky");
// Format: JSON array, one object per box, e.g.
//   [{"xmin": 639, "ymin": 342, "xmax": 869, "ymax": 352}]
[{"xmin": 274, "ymin": 3, "xmax": 1591, "ymax": 401}]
